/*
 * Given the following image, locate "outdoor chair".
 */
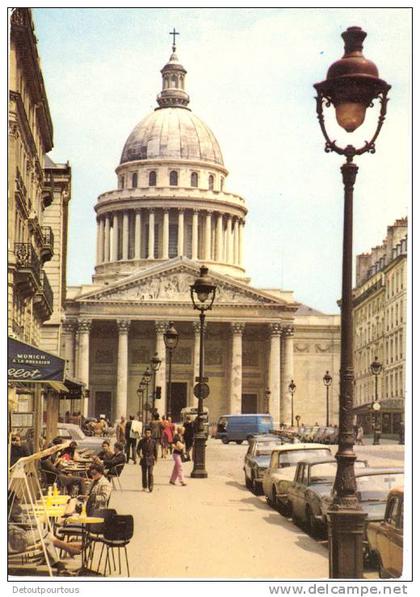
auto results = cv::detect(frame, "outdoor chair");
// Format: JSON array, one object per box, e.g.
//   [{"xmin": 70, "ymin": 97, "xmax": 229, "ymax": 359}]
[
  {"xmin": 97, "ymin": 514, "xmax": 134, "ymax": 577},
  {"xmin": 84, "ymin": 508, "xmax": 116, "ymax": 571},
  {"xmin": 108, "ymin": 462, "xmax": 125, "ymax": 491}
]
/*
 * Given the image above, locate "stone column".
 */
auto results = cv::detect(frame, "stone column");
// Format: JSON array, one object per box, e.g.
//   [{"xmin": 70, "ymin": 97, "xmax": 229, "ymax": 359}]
[
  {"xmin": 122, "ymin": 212, "xmax": 129, "ymax": 260},
  {"xmin": 177, "ymin": 209, "xmax": 184, "ymax": 256},
  {"xmin": 134, "ymin": 210, "xmax": 141, "ymax": 259},
  {"xmin": 148, "ymin": 210, "xmax": 155, "ymax": 259},
  {"xmin": 239, "ymin": 220, "xmax": 244, "ymax": 267},
  {"xmin": 268, "ymin": 323, "xmax": 282, "ymax": 426},
  {"xmin": 192, "ymin": 209, "xmax": 199, "ymax": 260},
  {"xmin": 229, "ymin": 323, "xmax": 245, "ymax": 414},
  {"xmin": 226, "ymin": 216, "xmax": 233, "ymax": 263},
  {"xmin": 205, "ymin": 211, "xmax": 212, "ymax": 261},
  {"xmin": 97, "ymin": 218, "xmax": 104, "ymax": 264},
  {"xmin": 162, "ymin": 209, "xmax": 169, "ymax": 259},
  {"xmin": 77, "ymin": 319, "xmax": 92, "ymax": 417},
  {"xmin": 282, "ymin": 325, "xmax": 295, "ymax": 426},
  {"xmin": 154, "ymin": 322, "xmax": 167, "ymax": 415},
  {"xmin": 216, "ymin": 213, "xmax": 223, "ymax": 262},
  {"xmin": 116, "ymin": 319, "xmax": 130, "ymax": 419},
  {"xmin": 112, "ymin": 213, "xmax": 119, "ymax": 261},
  {"xmin": 104, "ymin": 215, "xmax": 110, "ymax": 262},
  {"xmin": 233, "ymin": 218, "xmax": 239, "ymax": 264},
  {"xmin": 62, "ymin": 320, "xmax": 76, "ymax": 377}
]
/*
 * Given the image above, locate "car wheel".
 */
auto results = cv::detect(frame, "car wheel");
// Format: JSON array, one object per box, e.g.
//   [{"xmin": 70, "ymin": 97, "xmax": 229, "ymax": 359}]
[
  {"xmin": 305, "ymin": 507, "xmax": 321, "ymax": 539},
  {"xmin": 222, "ymin": 437, "xmax": 229, "ymax": 444},
  {"xmin": 278, "ymin": 499, "xmax": 290, "ymax": 517},
  {"xmin": 235, "ymin": 440, "xmax": 243, "ymax": 445},
  {"xmin": 244, "ymin": 472, "xmax": 252, "ymax": 490},
  {"xmin": 291, "ymin": 507, "xmax": 300, "ymax": 527},
  {"xmin": 251, "ymin": 473, "xmax": 262, "ymax": 495},
  {"xmin": 378, "ymin": 554, "xmax": 389, "ymax": 579},
  {"xmin": 271, "ymin": 486, "xmax": 278, "ymax": 509}
]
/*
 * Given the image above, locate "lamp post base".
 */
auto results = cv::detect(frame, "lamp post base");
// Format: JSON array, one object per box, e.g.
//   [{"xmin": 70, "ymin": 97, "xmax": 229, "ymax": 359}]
[
  {"xmin": 373, "ymin": 429, "xmax": 381, "ymax": 445},
  {"xmin": 328, "ymin": 509, "xmax": 367, "ymax": 578},
  {"xmin": 191, "ymin": 433, "xmax": 208, "ymax": 478}
]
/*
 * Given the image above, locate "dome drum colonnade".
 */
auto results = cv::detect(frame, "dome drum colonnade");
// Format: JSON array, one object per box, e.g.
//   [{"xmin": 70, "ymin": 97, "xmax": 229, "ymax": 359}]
[{"xmin": 93, "ymin": 44, "xmax": 247, "ymax": 282}]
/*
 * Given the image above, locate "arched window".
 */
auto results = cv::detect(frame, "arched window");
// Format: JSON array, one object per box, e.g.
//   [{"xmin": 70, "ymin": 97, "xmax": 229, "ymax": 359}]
[
  {"xmin": 132, "ymin": 173, "xmax": 138, "ymax": 188},
  {"xmin": 149, "ymin": 171, "xmax": 157, "ymax": 186},
  {"xmin": 170, "ymin": 170, "xmax": 178, "ymax": 186},
  {"xmin": 208, "ymin": 175, "xmax": 214, "ymax": 190},
  {"xmin": 191, "ymin": 172, "xmax": 198, "ymax": 187}
]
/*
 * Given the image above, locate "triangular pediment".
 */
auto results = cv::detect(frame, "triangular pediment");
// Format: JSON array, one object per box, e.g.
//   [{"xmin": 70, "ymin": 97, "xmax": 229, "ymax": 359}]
[{"xmin": 76, "ymin": 258, "xmax": 294, "ymax": 309}]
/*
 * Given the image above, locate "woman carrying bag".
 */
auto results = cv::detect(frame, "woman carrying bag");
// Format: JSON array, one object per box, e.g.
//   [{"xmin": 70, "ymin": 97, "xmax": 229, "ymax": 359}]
[{"xmin": 169, "ymin": 426, "xmax": 187, "ymax": 486}]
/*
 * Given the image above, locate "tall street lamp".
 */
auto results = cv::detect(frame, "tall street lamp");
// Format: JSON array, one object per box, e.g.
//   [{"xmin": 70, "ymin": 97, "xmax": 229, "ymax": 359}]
[
  {"xmin": 190, "ymin": 265, "xmax": 216, "ymax": 479},
  {"xmin": 163, "ymin": 321, "xmax": 179, "ymax": 419},
  {"xmin": 370, "ymin": 356, "xmax": 383, "ymax": 445},
  {"xmin": 323, "ymin": 370, "xmax": 333, "ymax": 427},
  {"xmin": 314, "ymin": 26, "xmax": 390, "ymax": 578},
  {"xmin": 136, "ymin": 380, "xmax": 145, "ymax": 422},
  {"xmin": 142, "ymin": 367, "xmax": 152, "ymax": 424},
  {"xmin": 288, "ymin": 380, "xmax": 296, "ymax": 427},
  {"xmin": 150, "ymin": 352, "xmax": 161, "ymax": 416}
]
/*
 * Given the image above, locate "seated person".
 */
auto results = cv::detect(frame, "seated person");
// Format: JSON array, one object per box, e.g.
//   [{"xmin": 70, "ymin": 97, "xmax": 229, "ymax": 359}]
[
  {"xmin": 58, "ymin": 441, "xmax": 80, "ymax": 463},
  {"xmin": 97, "ymin": 440, "xmax": 114, "ymax": 464},
  {"xmin": 40, "ymin": 454, "xmax": 86, "ymax": 496},
  {"xmin": 104, "ymin": 442, "xmax": 125, "ymax": 478},
  {"xmin": 10, "ymin": 434, "xmax": 31, "ymax": 467},
  {"xmin": 85, "ymin": 462, "xmax": 112, "ymax": 515}
]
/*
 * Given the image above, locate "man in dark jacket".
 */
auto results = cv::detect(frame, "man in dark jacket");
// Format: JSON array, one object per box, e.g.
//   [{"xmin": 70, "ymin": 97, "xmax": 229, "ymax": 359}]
[
  {"xmin": 136, "ymin": 428, "xmax": 158, "ymax": 492},
  {"xmin": 125, "ymin": 415, "xmax": 137, "ymax": 464},
  {"xmin": 104, "ymin": 442, "xmax": 126, "ymax": 478}
]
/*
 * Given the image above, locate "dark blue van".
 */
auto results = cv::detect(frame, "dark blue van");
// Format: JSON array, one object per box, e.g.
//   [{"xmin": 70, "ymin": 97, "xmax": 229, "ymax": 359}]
[{"xmin": 215, "ymin": 414, "xmax": 274, "ymax": 444}]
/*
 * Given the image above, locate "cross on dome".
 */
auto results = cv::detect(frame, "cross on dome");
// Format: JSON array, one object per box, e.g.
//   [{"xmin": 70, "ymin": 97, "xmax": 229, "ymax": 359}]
[{"xmin": 169, "ymin": 27, "xmax": 179, "ymax": 51}]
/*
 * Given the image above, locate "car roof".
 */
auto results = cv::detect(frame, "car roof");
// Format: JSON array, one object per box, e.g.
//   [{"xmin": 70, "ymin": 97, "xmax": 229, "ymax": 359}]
[
  {"xmin": 296, "ymin": 457, "xmax": 336, "ymax": 466},
  {"xmin": 270, "ymin": 443, "xmax": 330, "ymax": 453},
  {"xmin": 250, "ymin": 434, "xmax": 281, "ymax": 440},
  {"xmin": 355, "ymin": 467, "xmax": 404, "ymax": 477}
]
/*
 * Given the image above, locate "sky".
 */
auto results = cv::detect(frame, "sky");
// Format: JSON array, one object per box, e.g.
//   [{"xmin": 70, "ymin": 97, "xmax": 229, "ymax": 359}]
[{"xmin": 31, "ymin": 7, "xmax": 411, "ymax": 314}]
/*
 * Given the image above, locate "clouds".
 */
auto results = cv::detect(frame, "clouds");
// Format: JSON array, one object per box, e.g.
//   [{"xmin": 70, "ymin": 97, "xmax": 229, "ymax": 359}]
[{"xmin": 33, "ymin": 8, "xmax": 410, "ymax": 313}]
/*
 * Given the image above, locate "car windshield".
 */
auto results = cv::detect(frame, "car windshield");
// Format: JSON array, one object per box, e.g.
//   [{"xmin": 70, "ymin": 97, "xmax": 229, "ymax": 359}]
[
  {"xmin": 255, "ymin": 441, "xmax": 284, "ymax": 456},
  {"xmin": 278, "ymin": 448, "xmax": 331, "ymax": 466},
  {"xmin": 309, "ymin": 463, "xmax": 337, "ymax": 483},
  {"xmin": 356, "ymin": 473, "xmax": 404, "ymax": 502}
]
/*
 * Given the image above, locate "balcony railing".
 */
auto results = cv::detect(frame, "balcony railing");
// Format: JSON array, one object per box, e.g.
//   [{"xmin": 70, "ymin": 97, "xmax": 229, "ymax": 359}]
[
  {"xmin": 33, "ymin": 271, "xmax": 54, "ymax": 320},
  {"xmin": 15, "ymin": 243, "xmax": 41, "ymax": 280},
  {"xmin": 41, "ymin": 226, "xmax": 54, "ymax": 261}
]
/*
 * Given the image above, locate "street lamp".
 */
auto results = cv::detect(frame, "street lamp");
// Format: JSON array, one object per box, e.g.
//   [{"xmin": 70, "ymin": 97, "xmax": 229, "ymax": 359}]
[
  {"xmin": 314, "ymin": 26, "xmax": 390, "ymax": 578},
  {"xmin": 163, "ymin": 321, "xmax": 179, "ymax": 418},
  {"xmin": 323, "ymin": 370, "xmax": 333, "ymax": 427},
  {"xmin": 370, "ymin": 356, "xmax": 383, "ymax": 445},
  {"xmin": 136, "ymin": 380, "xmax": 145, "ymax": 422},
  {"xmin": 150, "ymin": 352, "xmax": 161, "ymax": 416},
  {"xmin": 288, "ymin": 380, "xmax": 296, "ymax": 427},
  {"xmin": 142, "ymin": 367, "xmax": 152, "ymax": 424},
  {"xmin": 190, "ymin": 265, "xmax": 216, "ymax": 478}
]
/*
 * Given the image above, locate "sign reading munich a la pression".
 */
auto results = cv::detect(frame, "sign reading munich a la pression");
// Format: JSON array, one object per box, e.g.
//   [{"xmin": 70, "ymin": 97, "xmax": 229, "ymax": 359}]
[{"xmin": 8, "ymin": 337, "xmax": 65, "ymax": 382}]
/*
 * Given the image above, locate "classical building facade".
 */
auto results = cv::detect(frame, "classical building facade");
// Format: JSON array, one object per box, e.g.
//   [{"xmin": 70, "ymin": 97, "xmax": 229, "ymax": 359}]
[
  {"xmin": 8, "ymin": 8, "xmax": 74, "ymax": 441},
  {"xmin": 65, "ymin": 42, "xmax": 341, "ymax": 426},
  {"xmin": 353, "ymin": 218, "xmax": 407, "ymax": 435}
]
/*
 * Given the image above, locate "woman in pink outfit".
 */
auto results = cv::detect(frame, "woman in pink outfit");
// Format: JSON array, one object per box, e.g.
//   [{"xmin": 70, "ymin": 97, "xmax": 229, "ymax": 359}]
[{"xmin": 169, "ymin": 426, "xmax": 187, "ymax": 486}]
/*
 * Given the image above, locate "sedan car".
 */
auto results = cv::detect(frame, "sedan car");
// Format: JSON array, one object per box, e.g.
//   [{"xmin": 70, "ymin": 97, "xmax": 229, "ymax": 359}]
[
  {"xmin": 367, "ymin": 487, "xmax": 404, "ymax": 578},
  {"xmin": 288, "ymin": 458, "xmax": 369, "ymax": 538},
  {"xmin": 54, "ymin": 423, "xmax": 106, "ymax": 454},
  {"xmin": 261, "ymin": 443, "xmax": 332, "ymax": 514},
  {"xmin": 243, "ymin": 434, "xmax": 293, "ymax": 494},
  {"xmin": 321, "ymin": 467, "xmax": 404, "ymax": 526}
]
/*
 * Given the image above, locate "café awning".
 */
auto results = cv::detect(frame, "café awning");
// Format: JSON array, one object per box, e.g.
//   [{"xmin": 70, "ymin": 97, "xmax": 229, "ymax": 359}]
[
  {"xmin": 60, "ymin": 377, "xmax": 85, "ymax": 399},
  {"xmin": 8, "ymin": 337, "xmax": 65, "ymax": 383}
]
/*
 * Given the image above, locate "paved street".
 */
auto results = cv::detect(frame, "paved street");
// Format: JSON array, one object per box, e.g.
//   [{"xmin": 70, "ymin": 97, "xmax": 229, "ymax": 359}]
[{"xmin": 103, "ymin": 439, "xmax": 404, "ymax": 579}]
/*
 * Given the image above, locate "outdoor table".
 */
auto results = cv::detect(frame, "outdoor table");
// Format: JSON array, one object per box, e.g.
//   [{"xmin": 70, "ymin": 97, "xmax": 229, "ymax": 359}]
[
  {"xmin": 66, "ymin": 515, "xmax": 104, "ymax": 575},
  {"xmin": 38, "ymin": 495, "xmax": 70, "ymax": 505}
]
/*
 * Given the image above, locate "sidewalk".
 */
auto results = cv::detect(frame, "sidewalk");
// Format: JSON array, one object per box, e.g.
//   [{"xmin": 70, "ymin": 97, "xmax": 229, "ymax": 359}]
[{"xmin": 107, "ymin": 441, "xmax": 329, "ymax": 579}]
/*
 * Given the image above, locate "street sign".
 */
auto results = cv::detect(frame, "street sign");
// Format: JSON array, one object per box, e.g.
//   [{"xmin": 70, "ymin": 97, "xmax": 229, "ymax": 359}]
[{"xmin": 193, "ymin": 382, "xmax": 210, "ymax": 399}]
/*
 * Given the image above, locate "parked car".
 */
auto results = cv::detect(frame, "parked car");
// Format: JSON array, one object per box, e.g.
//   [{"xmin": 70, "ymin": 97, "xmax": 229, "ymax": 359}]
[
  {"xmin": 320, "ymin": 466, "xmax": 404, "ymax": 553},
  {"xmin": 262, "ymin": 443, "xmax": 332, "ymax": 515},
  {"xmin": 288, "ymin": 458, "xmax": 368, "ymax": 538},
  {"xmin": 367, "ymin": 487, "xmax": 404, "ymax": 578},
  {"xmin": 300, "ymin": 426, "xmax": 320, "ymax": 443},
  {"xmin": 243, "ymin": 434, "xmax": 292, "ymax": 494},
  {"xmin": 216, "ymin": 414, "xmax": 273, "ymax": 444},
  {"xmin": 312, "ymin": 427, "xmax": 328, "ymax": 443},
  {"xmin": 53, "ymin": 423, "xmax": 106, "ymax": 454},
  {"xmin": 322, "ymin": 426, "xmax": 339, "ymax": 444}
]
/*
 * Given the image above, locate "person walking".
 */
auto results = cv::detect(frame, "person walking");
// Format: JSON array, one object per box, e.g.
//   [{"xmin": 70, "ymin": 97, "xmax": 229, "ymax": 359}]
[
  {"xmin": 183, "ymin": 416, "xmax": 194, "ymax": 461},
  {"xmin": 356, "ymin": 424, "xmax": 364, "ymax": 445},
  {"xmin": 116, "ymin": 416, "xmax": 126, "ymax": 446},
  {"xmin": 125, "ymin": 415, "xmax": 137, "ymax": 464},
  {"xmin": 150, "ymin": 413, "xmax": 161, "ymax": 444},
  {"xmin": 162, "ymin": 416, "xmax": 174, "ymax": 457},
  {"xmin": 169, "ymin": 426, "xmax": 187, "ymax": 486},
  {"xmin": 137, "ymin": 427, "xmax": 158, "ymax": 492}
]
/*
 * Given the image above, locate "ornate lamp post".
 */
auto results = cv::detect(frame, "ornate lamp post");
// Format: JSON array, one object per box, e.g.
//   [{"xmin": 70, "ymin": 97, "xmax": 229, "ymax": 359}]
[
  {"xmin": 136, "ymin": 380, "xmax": 145, "ymax": 422},
  {"xmin": 190, "ymin": 265, "xmax": 216, "ymax": 478},
  {"xmin": 142, "ymin": 367, "xmax": 152, "ymax": 424},
  {"xmin": 370, "ymin": 356, "xmax": 383, "ymax": 445},
  {"xmin": 288, "ymin": 380, "xmax": 296, "ymax": 427},
  {"xmin": 163, "ymin": 322, "xmax": 179, "ymax": 418},
  {"xmin": 314, "ymin": 26, "xmax": 390, "ymax": 578},
  {"xmin": 150, "ymin": 352, "xmax": 161, "ymax": 416},
  {"xmin": 323, "ymin": 370, "xmax": 333, "ymax": 427}
]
